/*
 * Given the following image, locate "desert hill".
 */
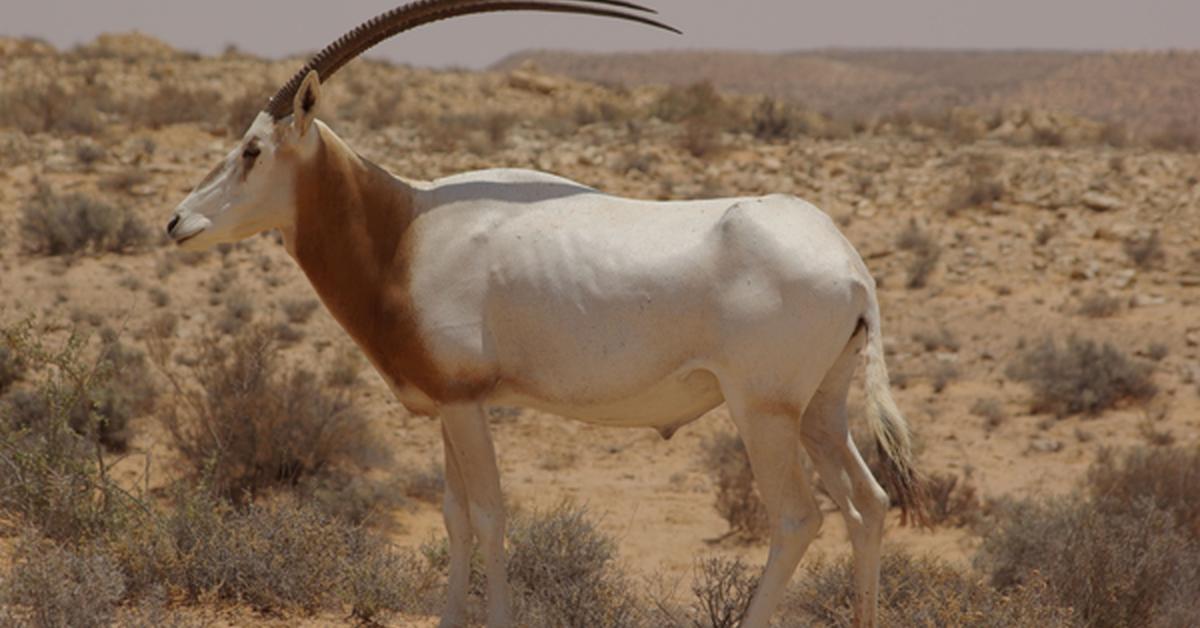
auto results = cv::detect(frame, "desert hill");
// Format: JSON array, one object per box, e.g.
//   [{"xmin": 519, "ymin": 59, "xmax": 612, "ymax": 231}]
[{"xmin": 495, "ymin": 48, "xmax": 1200, "ymax": 138}]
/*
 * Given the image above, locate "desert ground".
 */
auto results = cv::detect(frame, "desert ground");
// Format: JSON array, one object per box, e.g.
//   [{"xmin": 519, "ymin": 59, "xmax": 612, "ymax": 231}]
[{"xmin": 1, "ymin": 33, "xmax": 1198, "ymax": 626}]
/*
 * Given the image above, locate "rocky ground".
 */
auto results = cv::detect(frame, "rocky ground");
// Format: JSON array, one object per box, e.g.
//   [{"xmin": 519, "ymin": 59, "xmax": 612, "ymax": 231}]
[{"xmin": 1, "ymin": 34, "xmax": 1199, "ymax": 626}]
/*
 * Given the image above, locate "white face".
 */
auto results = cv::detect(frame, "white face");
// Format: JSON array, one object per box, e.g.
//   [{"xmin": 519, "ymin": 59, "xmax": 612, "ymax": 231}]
[{"xmin": 165, "ymin": 113, "xmax": 300, "ymax": 249}]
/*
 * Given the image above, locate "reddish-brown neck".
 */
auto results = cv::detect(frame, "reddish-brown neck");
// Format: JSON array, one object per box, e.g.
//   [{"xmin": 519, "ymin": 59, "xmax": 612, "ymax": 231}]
[{"xmin": 286, "ymin": 129, "xmax": 447, "ymax": 401}]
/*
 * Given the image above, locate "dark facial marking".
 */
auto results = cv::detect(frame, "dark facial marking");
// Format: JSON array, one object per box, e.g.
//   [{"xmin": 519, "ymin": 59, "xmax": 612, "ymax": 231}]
[{"xmin": 241, "ymin": 138, "xmax": 261, "ymax": 179}]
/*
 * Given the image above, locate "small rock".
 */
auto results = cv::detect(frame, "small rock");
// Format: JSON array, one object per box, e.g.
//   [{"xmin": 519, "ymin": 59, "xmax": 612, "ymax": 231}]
[
  {"xmin": 1081, "ymin": 191, "xmax": 1122, "ymax": 212},
  {"xmin": 1029, "ymin": 438, "xmax": 1063, "ymax": 453},
  {"xmin": 1131, "ymin": 293, "xmax": 1168, "ymax": 307},
  {"xmin": 1111, "ymin": 269, "xmax": 1137, "ymax": 289}
]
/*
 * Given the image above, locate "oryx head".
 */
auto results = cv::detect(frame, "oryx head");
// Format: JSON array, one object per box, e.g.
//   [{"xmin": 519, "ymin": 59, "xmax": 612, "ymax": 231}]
[{"xmin": 164, "ymin": 0, "xmax": 677, "ymax": 249}]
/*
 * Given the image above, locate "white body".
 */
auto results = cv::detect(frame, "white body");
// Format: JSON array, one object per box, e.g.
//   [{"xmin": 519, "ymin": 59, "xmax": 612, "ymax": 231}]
[{"xmin": 406, "ymin": 169, "xmax": 868, "ymax": 430}]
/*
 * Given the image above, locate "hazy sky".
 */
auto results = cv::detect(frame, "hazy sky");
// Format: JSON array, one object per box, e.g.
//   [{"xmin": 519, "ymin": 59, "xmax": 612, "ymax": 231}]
[{"xmin": 3, "ymin": 1, "xmax": 1199, "ymax": 68}]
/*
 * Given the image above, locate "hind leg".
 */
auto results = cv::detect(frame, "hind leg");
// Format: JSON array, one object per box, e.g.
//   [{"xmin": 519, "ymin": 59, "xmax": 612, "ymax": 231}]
[
  {"xmin": 801, "ymin": 335, "xmax": 889, "ymax": 628},
  {"xmin": 723, "ymin": 387, "xmax": 823, "ymax": 628}
]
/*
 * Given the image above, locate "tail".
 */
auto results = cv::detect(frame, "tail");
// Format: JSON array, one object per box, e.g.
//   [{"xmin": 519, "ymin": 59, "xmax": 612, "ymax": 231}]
[{"xmin": 861, "ymin": 295, "xmax": 929, "ymax": 527}]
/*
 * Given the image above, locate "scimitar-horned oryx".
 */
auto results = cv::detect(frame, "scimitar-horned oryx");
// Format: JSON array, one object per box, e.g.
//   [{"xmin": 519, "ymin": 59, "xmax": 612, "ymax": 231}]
[{"xmin": 164, "ymin": 1, "xmax": 928, "ymax": 626}]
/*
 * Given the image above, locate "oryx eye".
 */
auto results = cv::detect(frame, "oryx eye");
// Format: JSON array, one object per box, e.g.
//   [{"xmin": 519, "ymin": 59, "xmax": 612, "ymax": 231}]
[{"xmin": 242, "ymin": 144, "xmax": 261, "ymax": 161}]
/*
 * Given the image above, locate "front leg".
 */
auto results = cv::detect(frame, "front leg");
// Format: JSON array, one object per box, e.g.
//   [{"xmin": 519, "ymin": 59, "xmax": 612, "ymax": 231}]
[
  {"xmin": 440, "ymin": 403, "xmax": 512, "ymax": 628},
  {"xmin": 439, "ymin": 423, "xmax": 473, "ymax": 628}
]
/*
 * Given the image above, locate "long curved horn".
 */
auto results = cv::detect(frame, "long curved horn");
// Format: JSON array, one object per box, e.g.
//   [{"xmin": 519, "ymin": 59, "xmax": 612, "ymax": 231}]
[{"xmin": 265, "ymin": 0, "xmax": 679, "ymax": 120}]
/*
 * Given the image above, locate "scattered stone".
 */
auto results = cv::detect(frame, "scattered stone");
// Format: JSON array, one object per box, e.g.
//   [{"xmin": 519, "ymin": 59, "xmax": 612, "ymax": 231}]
[
  {"xmin": 1029, "ymin": 438, "xmax": 1063, "ymax": 453},
  {"xmin": 1081, "ymin": 191, "xmax": 1122, "ymax": 212},
  {"xmin": 1130, "ymin": 293, "xmax": 1168, "ymax": 307}
]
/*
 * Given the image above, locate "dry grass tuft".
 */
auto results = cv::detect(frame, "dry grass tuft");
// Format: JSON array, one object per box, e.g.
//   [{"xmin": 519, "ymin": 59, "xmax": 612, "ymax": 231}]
[
  {"xmin": 702, "ymin": 432, "xmax": 768, "ymax": 543},
  {"xmin": 1006, "ymin": 335, "xmax": 1157, "ymax": 417}
]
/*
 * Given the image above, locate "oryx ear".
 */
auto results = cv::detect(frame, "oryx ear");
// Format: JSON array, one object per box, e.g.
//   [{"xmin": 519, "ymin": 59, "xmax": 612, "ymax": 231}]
[{"xmin": 293, "ymin": 70, "xmax": 321, "ymax": 137}]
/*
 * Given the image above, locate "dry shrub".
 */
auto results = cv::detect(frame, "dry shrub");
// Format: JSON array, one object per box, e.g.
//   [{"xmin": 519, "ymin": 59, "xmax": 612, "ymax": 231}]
[
  {"xmin": 1148, "ymin": 118, "xmax": 1200, "ymax": 152},
  {"xmin": 0, "ymin": 324, "xmax": 134, "ymax": 542},
  {"xmin": 654, "ymin": 82, "xmax": 729, "ymax": 158},
  {"xmin": 402, "ymin": 460, "xmax": 446, "ymax": 504},
  {"xmin": 1099, "ymin": 121, "xmax": 1129, "ymax": 148},
  {"xmin": 280, "ymin": 297, "xmax": 320, "ymax": 324},
  {"xmin": 225, "ymin": 83, "xmax": 271, "ymax": 136},
  {"xmin": 325, "ymin": 347, "xmax": 365, "ymax": 388},
  {"xmin": 653, "ymin": 81, "xmax": 726, "ymax": 123},
  {"xmin": 297, "ymin": 474, "xmax": 405, "ymax": 527},
  {"xmin": 931, "ymin": 363, "xmax": 958, "ymax": 393},
  {"xmin": 421, "ymin": 111, "xmax": 514, "ymax": 154},
  {"xmin": 136, "ymin": 84, "xmax": 224, "ymax": 129},
  {"xmin": 65, "ymin": 328, "xmax": 156, "ymax": 452},
  {"xmin": 1122, "ymin": 230, "xmax": 1165, "ymax": 269},
  {"xmin": 751, "ymin": 97, "xmax": 810, "ymax": 142},
  {"xmin": 702, "ymin": 432, "xmax": 768, "ymax": 542},
  {"xmin": 164, "ymin": 493, "xmax": 419, "ymax": 614},
  {"xmin": 157, "ymin": 324, "xmax": 376, "ymax": 500},
  {"xmin": 0, "ymin": 80, "xmax": 103, "ymax": 135},
  {"xmin": 784, "ymin": 551, "xmax": 1071, "ymax": 627},
  {"xmin": 971, "ymin": 398, "xmax": 1006, "ymax": 431},
  {"xmin": 679, "ymin": 117, "xmax": 724, "ymax": 158},
  {"xmin": 1086, "ymin": 446, "xmax": 1200, "ymax": 537},
  {"xmin": 913, "ymin": 326, "xmax": 959, "ymax": 352},
  {"xmin": 925, "ymin": 472, "xmax": 981, "ymax": 528},
  {"xmin": 1077, "ymin": 291, "xmax": 1122, "ymax": 318},
  {"xmin": 688, "ymin": 556, "xmax": 758, "ymax": 628},
  {"xmin": 507, "ymin": 502, "xmax": 642, "ymax": 627},
  {"xmin": 20, "ymin": 185, "xmax": 148, "ymax": 257},
  {"xmin": 977, "ymin": 495, "xmax": 1200, "ymax": 628},
  {"xmin": 99, "ymin": 168, "xmax": 150, "ymax": 195},
  {"xmin": 0, "ymin": 322, "xmax": 432, "ymax": 624},
  {"xmin": 0, "ymin": 344, "xmax": 24, "ymax": 395},
  {"xmin": 3, "ymin": 535, "xmax": 125, "ymax": 628},
  {"xmin": 896, "ymin": 220, "xmax": 941, "ymax": 289},
  {"xmin": 943, "ymin": 155, "xmax": 1005, "ymax": 215},
  {"xmin": 1006, "ymin": 335, "xmax": 1157, "ymax": 417}
]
